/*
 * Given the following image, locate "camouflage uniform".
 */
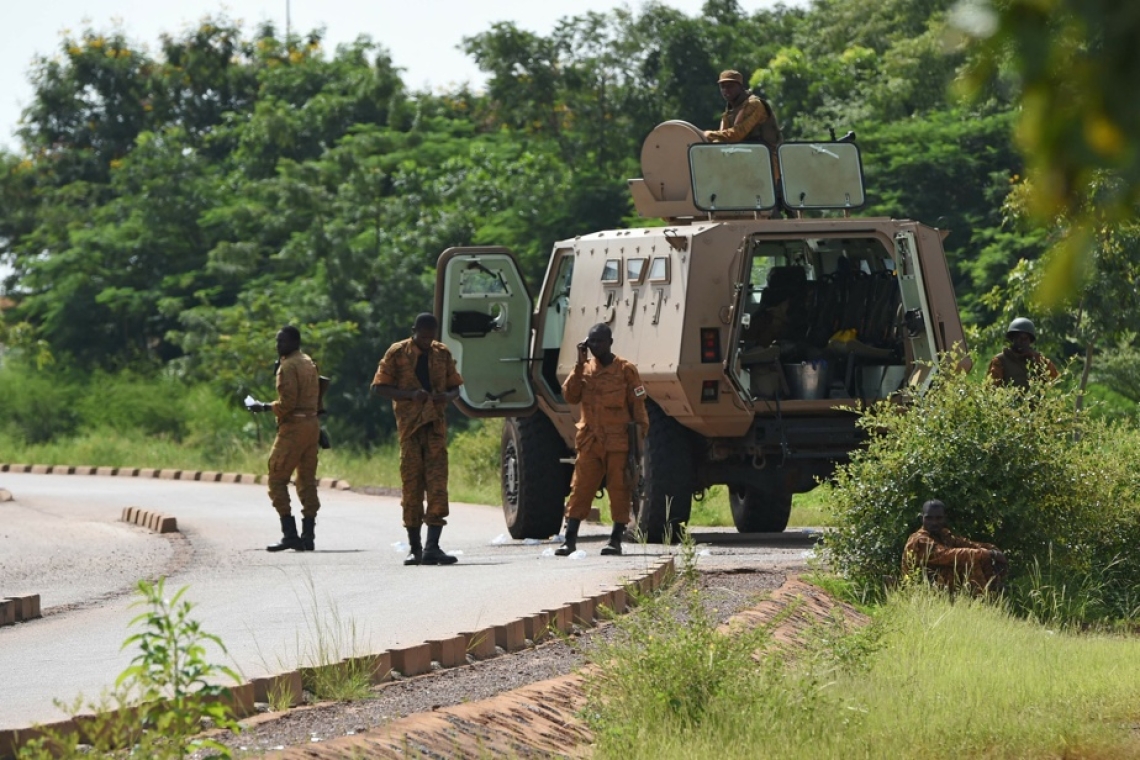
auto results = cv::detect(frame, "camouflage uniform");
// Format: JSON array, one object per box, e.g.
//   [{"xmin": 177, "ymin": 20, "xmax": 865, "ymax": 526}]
[
  {"xmin": 267, "ymin": 351, "xmax": 322, "ymax": 519},
  {"xmin": 986, "ymin": 348, "xmax": 1060, "ymax": 388},
  {"xmin": 902, "ymin": 527, "xmax": 1006, "ymax": 594},
  {"xmin": 373, "ymin": 338, "xmax": 464, "ymax": 529},
  {"xmin": 563, "ymin": 356, "xmax": 650, "ymax": 524},
  {"xmin": 706, "ymin": 93, "xmax": 783, "ymax": 179}
]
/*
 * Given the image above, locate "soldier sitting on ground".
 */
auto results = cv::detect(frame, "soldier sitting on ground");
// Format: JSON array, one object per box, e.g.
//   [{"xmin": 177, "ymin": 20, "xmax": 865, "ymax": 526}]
[{"xmin": 902, "ymin": 499, "xmax": 1009, "ymax": 594}]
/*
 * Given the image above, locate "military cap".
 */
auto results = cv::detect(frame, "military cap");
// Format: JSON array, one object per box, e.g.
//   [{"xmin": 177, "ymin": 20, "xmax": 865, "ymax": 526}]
[{"xmin": 717, "ymin": 70, "xmax": 745, "ymax": 85}]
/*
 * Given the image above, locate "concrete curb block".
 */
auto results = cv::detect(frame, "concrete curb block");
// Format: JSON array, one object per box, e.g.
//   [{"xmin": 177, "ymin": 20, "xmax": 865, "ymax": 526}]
[
  {"xmin": 3, "ymin": 594, "xmax": 46, "ymax": 626},
  {"xmin": 5, "ymin": 463, "xmax": 356, "ymax": 491},
  {"xmin": 251, "ymin": 672, "xmax": 304, "ymax": 707},
  {"xmin": 428, "ymin": 636, "xmax": 467, "ymax": 669},
  {"xmin": 389, "ymin": 643, "xmax": 432, "ymax": 677},
  {"xmin": 119, "ymin": 507, "xmax": 178, "ymax": 534},
  {"xmin": 493, "ymin": 619, "xmax": 527, "ymax": 653}
]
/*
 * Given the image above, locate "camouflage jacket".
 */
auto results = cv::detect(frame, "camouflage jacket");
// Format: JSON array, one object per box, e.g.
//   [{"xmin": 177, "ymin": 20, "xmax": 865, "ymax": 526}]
[
  {"xmin": 986, "ymin": 347, "xmax": 1059, "ymax": 389},
  {"xmin": 706, "ymin": 93, "xmax": 782, "ymax": 148},
  {"xmin": 372, "ymin": 338, "xmax": 464, "ymax": 440},
  {"xmin": 272, "ymin": 351, "xmax": 320, "ymax": 423},
  {"xmin": 902, "ymin": 527, "xmax": 998, "ymax": 589},
  {"xmin": 563, "ymin": 355, "xmax": 649, "ymax": 452}
]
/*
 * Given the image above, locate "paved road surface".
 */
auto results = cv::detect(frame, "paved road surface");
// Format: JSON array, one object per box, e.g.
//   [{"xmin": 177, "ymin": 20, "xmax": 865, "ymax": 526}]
[{"xmin": 0, "ymin": 472, "xmax": 813, "ymax": 731}]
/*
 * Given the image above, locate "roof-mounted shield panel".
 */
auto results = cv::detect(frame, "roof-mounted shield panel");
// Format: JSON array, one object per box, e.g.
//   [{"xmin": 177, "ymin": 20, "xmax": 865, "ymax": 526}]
[
  {"xmin": 688, "ymin": 143, "xmax": 778, "ymax": 212},
  {"xmin": 778, "ymin": 142, "xmax": 865, "ymax": 210}
]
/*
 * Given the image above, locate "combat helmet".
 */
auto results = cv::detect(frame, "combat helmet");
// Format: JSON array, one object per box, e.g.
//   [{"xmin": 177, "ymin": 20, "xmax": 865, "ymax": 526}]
[{"xmin": 1006, "ymin": 317, "xmax": 1037, "ymax": 340}]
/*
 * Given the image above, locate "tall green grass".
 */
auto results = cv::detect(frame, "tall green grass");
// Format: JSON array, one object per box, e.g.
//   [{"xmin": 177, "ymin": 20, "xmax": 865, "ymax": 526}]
[{"xmin": 588, "ymin": 582, "xmax": 1140, "ymax": 760}]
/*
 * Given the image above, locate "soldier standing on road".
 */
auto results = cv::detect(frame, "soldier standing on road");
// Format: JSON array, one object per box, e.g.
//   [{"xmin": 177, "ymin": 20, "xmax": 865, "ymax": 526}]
[
  {"xmin": 556, "ymin": 323, "xmax": 650, "ymax": 557},
  {"xmin": 986, "ymin": 317, "xmax": 1060, "ymax": 389},
  {"xmin": 249, "ymin": 326, "xmax": 323, "ymax": 552},
  {"xmin": 902, "ymin": 499, "xmax": 1009, "ymax": 595},
  {"xmin": 371, "ymin": 313, "xmax": 464, "ymax": 566}
]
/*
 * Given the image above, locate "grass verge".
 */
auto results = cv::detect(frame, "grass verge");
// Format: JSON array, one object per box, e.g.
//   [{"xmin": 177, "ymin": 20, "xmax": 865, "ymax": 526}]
[{"xmin": 586, "ymin": 579, "xmax": 1140, "ymax": 760}]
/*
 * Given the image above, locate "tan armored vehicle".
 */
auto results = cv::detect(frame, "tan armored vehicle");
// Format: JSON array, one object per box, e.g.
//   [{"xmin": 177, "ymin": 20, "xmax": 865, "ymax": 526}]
[{"xmin": 434, "ymin": 120, "xmax": 969, "ymax": 541}]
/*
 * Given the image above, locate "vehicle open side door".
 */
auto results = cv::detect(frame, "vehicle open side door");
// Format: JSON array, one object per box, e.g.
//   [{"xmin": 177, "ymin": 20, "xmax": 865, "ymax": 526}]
[{"xmin": 435, "ymin": 246, "xmax": 538, "ymax": 418}]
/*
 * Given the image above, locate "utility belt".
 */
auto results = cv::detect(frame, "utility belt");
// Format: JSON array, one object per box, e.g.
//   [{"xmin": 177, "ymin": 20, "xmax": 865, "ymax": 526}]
[{"xmin": 289, "ymin": 411, "xmax": 319, "ymax": 419}]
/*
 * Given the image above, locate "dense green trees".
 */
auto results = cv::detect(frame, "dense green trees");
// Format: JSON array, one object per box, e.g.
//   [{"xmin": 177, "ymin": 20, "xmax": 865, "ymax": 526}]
[{"xmin": 0, "ymin": 0, "xmax": 1126, "ymax": 446}]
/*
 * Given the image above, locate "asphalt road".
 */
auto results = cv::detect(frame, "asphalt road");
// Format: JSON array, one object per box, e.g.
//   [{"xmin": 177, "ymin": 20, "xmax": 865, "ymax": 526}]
[{"xmin": 0, "ymin": 472, "xmax": 814, "ymax": 731}]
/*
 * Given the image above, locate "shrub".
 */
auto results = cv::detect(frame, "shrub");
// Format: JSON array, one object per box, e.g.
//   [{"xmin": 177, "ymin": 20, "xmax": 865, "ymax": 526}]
[
  {"xmin": 0, "ymin": 362, "xmax": 79, "ymax": 444},
  {"xmin": 449, "ymin": 418, "xmax": 503, "ymax": 493},
  {"xmin": 823, "ymin": 355, "xmax": 1140, "ymax": 622},
  {"xmin": 75, "ymin": 371, "xmax": 189, "ymax": 439}
]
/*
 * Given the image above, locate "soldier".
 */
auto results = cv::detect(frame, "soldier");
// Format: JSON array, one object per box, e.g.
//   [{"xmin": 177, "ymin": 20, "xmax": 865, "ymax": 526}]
[
  {"xmin": 371, "ymin": 313, "xmax": 464, "ymax": 566},
  {"xmin": 704, "ymin": 70, "xmax": 782, "ymax": 161},
  {"xmin": 249, "ymin": 325, "xmax": 323, "ymax": 552},
  {"xmin": 986, "ymin": 317, "xmax": 1060, "ymax": 388},
  {"xmin": 556, "ymin": 323, "xmax": 650, "ymax": 557},
  {"xmin": 902, "ymin": 499, "xmax": 1009, "ymax": 595}
]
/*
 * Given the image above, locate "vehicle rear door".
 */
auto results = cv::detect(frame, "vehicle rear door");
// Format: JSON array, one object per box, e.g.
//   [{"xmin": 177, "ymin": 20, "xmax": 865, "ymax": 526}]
[
  {"xmin": 894, "ymin": 230, "xmax": 940, "ymax": 391},
  {"xmin": 435, "ymin": 247, "xmax": 538, "ymax": 417}
]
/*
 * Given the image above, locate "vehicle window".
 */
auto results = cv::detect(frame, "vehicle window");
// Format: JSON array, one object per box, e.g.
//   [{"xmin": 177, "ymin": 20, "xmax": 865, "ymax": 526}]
[
  {"xmin": 627, "ymin": 257, "xmax": 648, "ymax": 284},
  {"xmin": 601, "ymin": 259, "xmax": 622, "ymax": 285},
  {"xmin": 459, "ymin": 265, "xmax": 511, "ymax": 297}
]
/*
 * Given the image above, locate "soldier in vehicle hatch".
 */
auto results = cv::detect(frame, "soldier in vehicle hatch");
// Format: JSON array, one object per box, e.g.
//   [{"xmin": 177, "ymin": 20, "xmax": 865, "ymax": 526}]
[
  {"xmin": 986, "ymin": 317, "xmax": 1059, "ymax": 389},
  {"xmin": 371, "ymin": 313, "xmax": 464, "ymax": 566},
  {"xmin": 556, "ymin": 323, "xmax": 650, "ymax": 557},
  {"xmin": 704, "ymin": 70, "xmax": 783, "ymax": 166}
]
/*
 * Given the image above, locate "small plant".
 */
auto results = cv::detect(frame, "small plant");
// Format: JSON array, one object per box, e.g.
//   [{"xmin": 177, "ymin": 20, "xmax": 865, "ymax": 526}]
[
  {"xmin": 295, "ymin": 574, "xmax": 374, "ymax": 701},
  {"xmin": 18, "ymin": 579, "xmax": 241, "ymax": 759}
]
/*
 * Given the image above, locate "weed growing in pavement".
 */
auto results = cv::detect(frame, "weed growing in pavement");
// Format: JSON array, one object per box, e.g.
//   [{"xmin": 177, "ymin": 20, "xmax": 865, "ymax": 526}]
[
  {"xmin": 265, "ymin": 679, "xmax": 295, "ymax": 713},
  {"xmin": 18, "ymin": 579, "xmax": 242, "ymax": 760},
  {"xmin": 294, "ymin": 574, "xmax": 374, "ymax": 701}
]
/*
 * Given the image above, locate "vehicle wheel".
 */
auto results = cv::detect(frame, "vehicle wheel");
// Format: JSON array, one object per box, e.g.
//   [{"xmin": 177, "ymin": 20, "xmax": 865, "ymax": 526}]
[
  {"xmin": 729, "ymin": 482, "xmax": 792, "ymax": 533},
  {"xmin": 501, "ymin": 412, "xmax": 571, "ymax": 539},
  {"xmin": 634, "ymin": 400, "xmax": 697, "ymax": 543}
]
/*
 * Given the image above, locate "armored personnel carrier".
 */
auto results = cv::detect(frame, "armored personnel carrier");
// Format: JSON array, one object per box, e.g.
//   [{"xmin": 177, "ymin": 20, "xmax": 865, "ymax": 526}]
[{"xmin": 434, "ymin": 120, "xmax": 969, "ymax": 541}]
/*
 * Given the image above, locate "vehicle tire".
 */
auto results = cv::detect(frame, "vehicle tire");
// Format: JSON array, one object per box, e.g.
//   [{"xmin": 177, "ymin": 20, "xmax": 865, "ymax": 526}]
[
  {"xmin": 634, "ymin": 400, "xmax": 697, "ymax": 543},
  {"xmin": 729, "ymin": 482, "xmax": 792, "ymax": 533},
  {"xmin": 501, "ymin": 412, "xmax": 571, "ymax": 540}
]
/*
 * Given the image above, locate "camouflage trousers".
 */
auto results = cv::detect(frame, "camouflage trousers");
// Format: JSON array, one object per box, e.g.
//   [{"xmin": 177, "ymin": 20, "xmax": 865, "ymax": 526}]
[
  {"xmin": 565, "ymin": 438, "xmax": 631, "ymax": 524},
  {"xmin": 400, "ymin": 424, "xmax": 450, "ymax": 529},
  {"xmin": 267, "ymin": 417, "xmax": 321, "ymax": 519}
]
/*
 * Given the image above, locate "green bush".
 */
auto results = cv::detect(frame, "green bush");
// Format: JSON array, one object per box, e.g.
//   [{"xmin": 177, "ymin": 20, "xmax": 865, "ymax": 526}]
[
  {"xmin": 449, "ymin": 418, "xmax": 503, "ymax": 494},
  {"xmin": 75, "ymin": 371, "xmax": 189, "ymax": 439},
  {"xmin": 823, "ymin": 355, "xmax": 1140, "ymax": 622},
  {"xmin": 0, "ymin": 362, "xmax": 79, "ymax": 443}
]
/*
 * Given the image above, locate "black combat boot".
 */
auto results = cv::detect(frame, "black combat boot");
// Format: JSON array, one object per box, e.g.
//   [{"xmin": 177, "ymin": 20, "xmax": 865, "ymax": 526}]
[
  {"xmin": 600, "ymin": 522, "xmax": 625, "ymax": 556},
  {"xmin": 421, "ymin": 525, "xmax": 458, "ymax": 565},
  {"xmin": 404, "ymin": 526, "xmax": 423, "ymax": 566},
  {"xmin": 555, "ymin": 518, "xmax": 581, "ymax": 556},
  {"xmin": 267, "ymin": 515, "xmax": 303, "ymax": 552},
  {"xmin": 300, "ymin": 517, "xmax": 316, "ymax": 551}
]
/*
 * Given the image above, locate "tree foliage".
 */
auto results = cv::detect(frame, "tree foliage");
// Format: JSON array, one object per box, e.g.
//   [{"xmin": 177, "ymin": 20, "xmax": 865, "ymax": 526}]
[{"xmin": 0, "ymin": 1, "xmax": 1107, "ymax": 443}]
